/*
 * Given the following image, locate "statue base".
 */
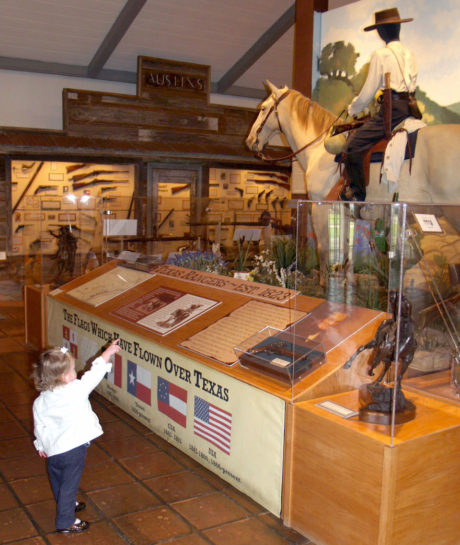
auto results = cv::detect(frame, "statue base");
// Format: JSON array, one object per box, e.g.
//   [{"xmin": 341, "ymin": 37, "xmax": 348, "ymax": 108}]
[{"xmin": 358, "ymin": 383, "xmax": 416, "ymax": 425}]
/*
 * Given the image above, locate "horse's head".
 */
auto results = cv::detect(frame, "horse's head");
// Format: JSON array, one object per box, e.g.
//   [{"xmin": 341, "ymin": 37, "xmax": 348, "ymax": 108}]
[{"xmin": 246, "ymin": 80, "xmax": 289, "ymax": 153}]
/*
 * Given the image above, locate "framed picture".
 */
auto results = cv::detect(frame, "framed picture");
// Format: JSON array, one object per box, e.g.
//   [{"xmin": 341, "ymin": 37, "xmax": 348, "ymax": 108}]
[
  {"xmin": 25, "ymin": 196, "xmax": 40, "ymax": 209},
  {"xmin": 209, "ymin": 187, "xmax": 218, "ymax": 197},
  {"xmin": 48, "ymin": 172, "xmax": 64, "ymax": 181},
  {"xmin": 78, "ymin": 197, "xmax": 97, "ymax": 210},
  {"xmin": 230, "ymin": 172, "xmax": 240, "ymax": 184},
  {"xmin": 209, "ymin": 199, "xmax": 225, "ymax": 211},
  {"xmin": 24, "ymin": 212, "xmax": 45, "ymax": 221},
  {"xmin": 182, "ymin": 199, "xmax": 190, "ymax": 210},
  {"xmin": 228, "ymin": 199, "xmax": 244, "ymax": 210},
  {"xmin": 207, "ymin": 214, "xmax": 222, "ymax": 223},
  {"xmin": 41, "ymin": 200, "xmax": 61, "ymax": 210},
  {"xmin": 236, "ymin": 213, "xmax": 252, "ymax": 223},
  {"xmin": 59, "ymin": 213, "xmax": 77, "ymax": 222},
  {"xmin": 245, "ymin": 186, "xmax": 258, "ymax": 194}
]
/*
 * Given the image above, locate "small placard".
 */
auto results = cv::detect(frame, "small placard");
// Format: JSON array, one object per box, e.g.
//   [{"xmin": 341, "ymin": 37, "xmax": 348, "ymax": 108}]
[
  {"xmin": 316, "ymin": 400, "xmax": 358, "ymax": 419},
  {"xmin": 413, "ymin": 213, "xmax": 443, "ymax": 233},
  {"xmin": 103, "ymin": 219, "xmax": 138, "ymax": 236}
]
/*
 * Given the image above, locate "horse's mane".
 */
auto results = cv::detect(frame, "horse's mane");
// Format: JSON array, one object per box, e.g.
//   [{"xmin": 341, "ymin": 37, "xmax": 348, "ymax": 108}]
[{"xmin": 286, "ymin": 89, "xmax": 336, "ymax": 136}]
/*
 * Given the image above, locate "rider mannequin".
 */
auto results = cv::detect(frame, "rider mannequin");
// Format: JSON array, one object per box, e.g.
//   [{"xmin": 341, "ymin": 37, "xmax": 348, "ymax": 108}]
[{"xmin": 341, "ymin": 8, "xmax": 417, "ymax": 202}]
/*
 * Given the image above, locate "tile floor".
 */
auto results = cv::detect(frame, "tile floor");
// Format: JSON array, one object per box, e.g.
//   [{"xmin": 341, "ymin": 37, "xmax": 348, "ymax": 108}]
[{"xmin": 0, "ymin": 303, "xmax": 316, "ymax": 545}]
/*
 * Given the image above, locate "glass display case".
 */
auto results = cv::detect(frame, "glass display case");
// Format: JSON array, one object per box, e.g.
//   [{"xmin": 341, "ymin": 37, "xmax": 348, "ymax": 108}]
[
  {"xmin": 18, "ymin": 186, "xmax": 459, "ymax": 424},
  {"xmin": 234, "ymin": 326, "xmax": 325, "ymax": 384},
  {"xmin": 293, "ymin": 201, "xmax": 460, "ymax": 442}
]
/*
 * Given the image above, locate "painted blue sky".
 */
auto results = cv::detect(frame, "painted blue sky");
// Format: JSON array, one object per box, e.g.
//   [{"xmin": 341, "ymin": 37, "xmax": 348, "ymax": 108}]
[{"xmin": 320, "ymin": 0, "xmax": 460, "ymax": 106}]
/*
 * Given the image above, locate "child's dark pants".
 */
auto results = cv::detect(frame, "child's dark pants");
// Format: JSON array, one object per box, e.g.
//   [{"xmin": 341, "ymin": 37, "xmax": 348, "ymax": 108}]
[{"xmin": 47, "ymin": 443, "xmax": 88, "ymax": 530}]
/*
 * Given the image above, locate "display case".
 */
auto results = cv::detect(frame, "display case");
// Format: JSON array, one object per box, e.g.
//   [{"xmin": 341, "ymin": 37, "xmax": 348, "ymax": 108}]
[
  {"xmin": 10, "ymin": 160, "xmax": 134, "ymax": 290},
  {"xmin": 284, "ymin": 200, "xmax": 460, "ymax": 545},
  {"xmin": 45, "ymin": 200, "xmax": 460, "ymax": 545},
  {"xmin": 235, "ymin": 326, "xmax": 325, "ymax": 384}
]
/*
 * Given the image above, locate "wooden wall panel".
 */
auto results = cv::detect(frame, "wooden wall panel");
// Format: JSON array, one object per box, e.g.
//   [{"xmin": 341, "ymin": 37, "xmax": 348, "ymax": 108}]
[{"xmin": 63, "ymin": 89, "xmax": 257, "ymax": 156}]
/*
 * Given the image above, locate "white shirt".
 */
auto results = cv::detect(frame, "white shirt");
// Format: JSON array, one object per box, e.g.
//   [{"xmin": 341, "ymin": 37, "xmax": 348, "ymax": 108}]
[
  {"xmin": 33, "ymin": 356, "xmax": 112, "ymax": 457},
  {"xmin": 348, "ymin": 41, "xmax": 417, "ymax": 117}
]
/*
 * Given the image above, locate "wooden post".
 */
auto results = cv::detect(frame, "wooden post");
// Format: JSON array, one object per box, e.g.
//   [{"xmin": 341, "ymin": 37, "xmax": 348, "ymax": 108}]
[
  {"xmin": 293, "ymin": 0, "xmax": 328, "ymax": 96},
  {"xmin": 293, "ymin": 0, "xmax": 314, "ymax": 96}
]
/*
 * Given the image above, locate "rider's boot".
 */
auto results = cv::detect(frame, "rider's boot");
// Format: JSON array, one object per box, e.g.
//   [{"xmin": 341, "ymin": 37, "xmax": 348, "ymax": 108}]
[{"xmin": 340, "ymin": 154, "xmax": 366, "ymax": 202}]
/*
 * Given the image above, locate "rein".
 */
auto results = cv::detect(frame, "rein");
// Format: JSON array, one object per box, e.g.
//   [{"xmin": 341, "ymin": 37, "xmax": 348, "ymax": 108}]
[{"xmin": 255, "ymin": 91, "xmax": 346, "ymax": 163}]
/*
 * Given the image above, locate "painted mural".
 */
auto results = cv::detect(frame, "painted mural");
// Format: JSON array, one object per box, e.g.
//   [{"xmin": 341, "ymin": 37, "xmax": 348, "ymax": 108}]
[{"xmin": 315, "ymin": 0, "xmax": 460, "ymax": 124}]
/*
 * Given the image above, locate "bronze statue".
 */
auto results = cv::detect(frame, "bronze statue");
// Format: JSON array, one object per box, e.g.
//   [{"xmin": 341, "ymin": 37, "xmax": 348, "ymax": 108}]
[{"xmin": 344, "ymin": 290, "xmax": 417, "ymax": 420}]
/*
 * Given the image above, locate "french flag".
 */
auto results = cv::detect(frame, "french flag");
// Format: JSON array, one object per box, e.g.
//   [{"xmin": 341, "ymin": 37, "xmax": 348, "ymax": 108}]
[
  {"xmin": 127, "ymin": 360, "xmax": 151, "ymax": 406},
  {"xmin": 106, "ymin": 353, "xmax": 122, "ymax": 388}
]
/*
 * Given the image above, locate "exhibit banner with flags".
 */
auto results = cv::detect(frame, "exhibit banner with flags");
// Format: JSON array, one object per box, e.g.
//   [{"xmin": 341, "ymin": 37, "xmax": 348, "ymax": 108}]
[{"xmin": 47, "ymin": 297, "xmax": 286, "ymax": 516}]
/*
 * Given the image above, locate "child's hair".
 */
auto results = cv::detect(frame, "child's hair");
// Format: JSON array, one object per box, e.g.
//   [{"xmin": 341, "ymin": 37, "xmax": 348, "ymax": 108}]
[{"xmin": 32, "ymin": 347, "xmax": 74, "ymax": 391}]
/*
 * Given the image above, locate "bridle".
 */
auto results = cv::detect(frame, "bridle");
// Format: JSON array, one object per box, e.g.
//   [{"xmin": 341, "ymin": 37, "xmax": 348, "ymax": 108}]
[
  {"xmin": 253, "ymin": 90, "xmax": 290, "ymax": 145},
  {"xmin": 254, "ymin": 90, "xmax": 345, "ymax": 163}
]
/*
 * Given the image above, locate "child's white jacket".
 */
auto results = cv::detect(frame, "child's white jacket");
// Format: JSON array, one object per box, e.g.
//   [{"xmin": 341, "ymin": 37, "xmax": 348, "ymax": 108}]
[{"xmin": 33, "ymin": 356, "xmax": 111, "ymax": 457}]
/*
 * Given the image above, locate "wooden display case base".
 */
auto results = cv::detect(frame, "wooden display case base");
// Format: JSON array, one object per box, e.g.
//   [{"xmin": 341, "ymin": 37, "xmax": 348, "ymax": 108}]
[
  {"xmin": 25, "ymin": 284, "xmax": 50, "ymax": 350},
  {"xmin": 283, "ymin": 390, "xmax": 460, "ymax": 545}
]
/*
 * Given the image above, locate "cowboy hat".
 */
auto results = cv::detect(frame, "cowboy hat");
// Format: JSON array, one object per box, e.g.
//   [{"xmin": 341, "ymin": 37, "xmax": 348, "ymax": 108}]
[{"xmin": 364, "ymin": 8, "xmax": 413, "ymax": 32}]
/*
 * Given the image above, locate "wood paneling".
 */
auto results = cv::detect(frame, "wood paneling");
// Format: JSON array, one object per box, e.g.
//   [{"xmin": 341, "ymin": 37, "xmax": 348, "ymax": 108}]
[
  {"xmin": 286, "ymin": 390, "xmax": 460, "ymax": 545},
  {"xmin": 63, "ymin": 88, "xmax": 257, "ymax": 157}
]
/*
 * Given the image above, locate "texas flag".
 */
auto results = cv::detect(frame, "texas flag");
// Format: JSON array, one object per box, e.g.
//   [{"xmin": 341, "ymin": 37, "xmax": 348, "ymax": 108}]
[
  {"xmin": 157, "ymin": 377, "xmax": 187, "ymax": 427},
  {"xmin": 127, "ymin": 360, "xmax": 151, "ymax": 405},
  {"xmin": 106, "ymin": 353, "xmax": 122, "ymax": 388}
]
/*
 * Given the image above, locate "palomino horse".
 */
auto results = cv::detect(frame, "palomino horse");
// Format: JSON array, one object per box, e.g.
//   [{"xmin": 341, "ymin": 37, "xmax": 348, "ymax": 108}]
[
  {"xmin": 247, "ymin": 80, "xmax": 460, "ymax": 204},
  {"xmin": 247, "ymin": 81, "xmax": 460, "ymax": 276}
]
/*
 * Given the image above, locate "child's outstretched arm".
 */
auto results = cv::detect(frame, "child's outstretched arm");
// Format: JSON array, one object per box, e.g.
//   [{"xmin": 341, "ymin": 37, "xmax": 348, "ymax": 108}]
[
  {"xmin": 80, "ymin": 338, "xmax": 121, "ymax": 393},
  {"xmin": 101, "ymin": 338, "xmax": 121, "ymax": 362}
]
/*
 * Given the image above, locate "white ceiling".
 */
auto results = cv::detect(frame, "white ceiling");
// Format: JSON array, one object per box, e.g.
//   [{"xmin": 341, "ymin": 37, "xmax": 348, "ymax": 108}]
[{"xmin": 0, "ymin": 0, "xmax": 300, "ymax": 98}]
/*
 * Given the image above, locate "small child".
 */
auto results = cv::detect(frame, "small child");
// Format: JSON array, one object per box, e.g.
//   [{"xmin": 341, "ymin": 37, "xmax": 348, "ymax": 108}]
[{"xmin": 32, "ymin": 338, "xmax": 121, "ymax": 534}]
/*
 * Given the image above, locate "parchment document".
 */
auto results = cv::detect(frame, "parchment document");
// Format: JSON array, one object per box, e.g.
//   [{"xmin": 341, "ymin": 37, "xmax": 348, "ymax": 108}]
[{"xmin": 181, "ymin": 300, "xmax": 306, "ymax": 365}]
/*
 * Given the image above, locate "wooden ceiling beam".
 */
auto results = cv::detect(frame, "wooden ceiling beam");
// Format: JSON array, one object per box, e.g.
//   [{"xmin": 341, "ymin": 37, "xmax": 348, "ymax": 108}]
[
  {"xmin": 87, "ymin": 0, "xmax": 148, "ymax": 78},
  {"xmin": 0, "ymin": 56, "xmax": 137, "ymax": 83}
]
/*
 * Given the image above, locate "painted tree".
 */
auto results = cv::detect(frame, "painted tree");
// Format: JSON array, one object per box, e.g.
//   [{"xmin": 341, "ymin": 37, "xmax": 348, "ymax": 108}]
[{"xmin": 319, "ymin": 41, "xmax": 359, "ymax": 82}]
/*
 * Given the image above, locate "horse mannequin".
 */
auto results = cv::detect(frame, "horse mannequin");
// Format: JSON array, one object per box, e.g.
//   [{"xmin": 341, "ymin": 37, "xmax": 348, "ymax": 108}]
[{"xmin": 246, "ymin": 80, "xmax": 460, "ymax": 205}]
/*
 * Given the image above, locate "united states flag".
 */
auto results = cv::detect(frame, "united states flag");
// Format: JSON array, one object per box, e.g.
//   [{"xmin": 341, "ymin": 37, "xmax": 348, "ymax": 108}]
[{"xmin": 194, "ymin": 396, "xmax": 232, "ymax": 455}]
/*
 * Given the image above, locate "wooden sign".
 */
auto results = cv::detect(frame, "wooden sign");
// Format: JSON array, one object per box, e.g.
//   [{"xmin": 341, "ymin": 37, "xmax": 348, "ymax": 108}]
[{"xmin": 137, "ymin": 56, "xmax": 210, "ymax": 103}]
